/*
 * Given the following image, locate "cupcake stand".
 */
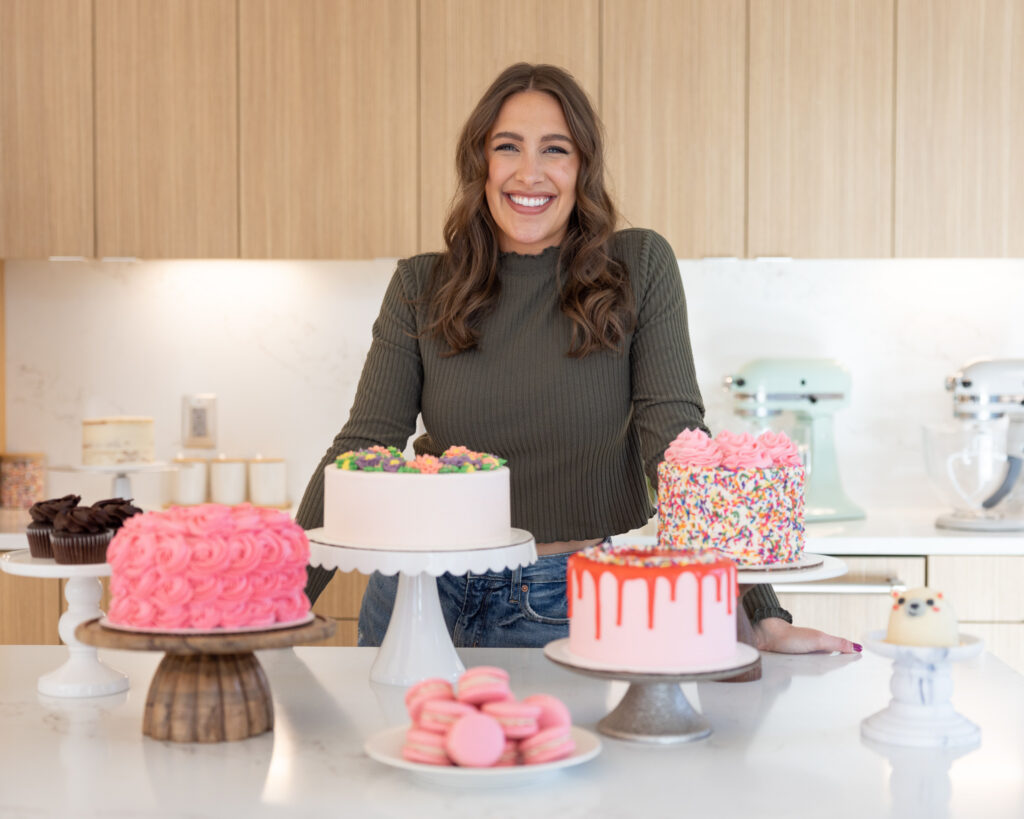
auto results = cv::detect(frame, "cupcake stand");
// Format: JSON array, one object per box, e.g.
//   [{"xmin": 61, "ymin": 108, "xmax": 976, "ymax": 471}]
[
  {"xmin": 307, "ymin": 528, "xmax": 536, "ymax": 686},
  {"xmin": 0, "ymin": 549, "xmax": 129, "ymax": 698},
  {"xmin": 544, "ymin": 553, "xmax": 848, "ymax": 744}
]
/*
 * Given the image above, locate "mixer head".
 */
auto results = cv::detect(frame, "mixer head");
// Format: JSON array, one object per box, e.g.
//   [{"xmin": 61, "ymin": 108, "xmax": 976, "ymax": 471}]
[{"xmin": 723, "ymin": 358, "xmax": 852, "ymax": 418}]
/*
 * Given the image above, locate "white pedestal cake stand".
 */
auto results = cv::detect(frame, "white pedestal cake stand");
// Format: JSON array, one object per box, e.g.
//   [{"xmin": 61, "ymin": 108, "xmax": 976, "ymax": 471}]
[
  {"xmin": 307, "ymin": 528, "xmax": 536, "ymax": 687},
  {"xmin": 50, "ymin": 462, "xmax": 171, "ymax": 500},
  {"xmin": 861, "ymin": 630, "xmax": 984, "ymax": 749},
  {"xmin": 0, "ymin": 549, "xmax": 129, "ymax": 697}
]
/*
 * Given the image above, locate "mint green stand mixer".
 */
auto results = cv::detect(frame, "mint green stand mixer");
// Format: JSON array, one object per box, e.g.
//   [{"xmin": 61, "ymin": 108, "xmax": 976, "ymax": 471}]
[{"xmin": 723, "ymin": 358, "xmax": 865, "ymax": 522}]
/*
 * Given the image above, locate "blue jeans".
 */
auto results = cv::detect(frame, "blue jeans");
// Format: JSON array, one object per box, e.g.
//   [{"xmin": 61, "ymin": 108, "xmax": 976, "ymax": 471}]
[{"xmin": 358, "ymin": 552, "xmax": 572, "ymax": 648}]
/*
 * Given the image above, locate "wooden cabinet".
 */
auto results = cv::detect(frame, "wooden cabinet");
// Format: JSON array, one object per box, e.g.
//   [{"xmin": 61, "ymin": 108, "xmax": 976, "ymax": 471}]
[
  {"xmin": 895, "ymin": 0, "xmax": 1024, "ymax": 257},
  {"xmin": 95, "ymin": 0, "xmax": 238, "ymax": 259},
  {"xmin": 418, "ymin": 0, "xmax": 599, "ymax": 253},
  {"xmin": 748, "ymin": 0, "xmax": 894, "ymax": 257},
  {"xmin": 240, "ymin": 0, "xmax": 418, "ymax": 259},
  {"xmin": 0, "ymin": 0, "xmax": 93, "ymax": 259},
  {"xmin": 307, "ymin": 571, "xmax": 368, "ymax": 647},
  {"xmin": 0, "ymin": 573, "xmax": 60, "ymax": 645},
  {"xmin": 775, "ymin": 556, "xmax": 925, "ymax": 640},
  {"xmin": 602, "ymin": 0, "xmax": 745, "ymax": 259}
]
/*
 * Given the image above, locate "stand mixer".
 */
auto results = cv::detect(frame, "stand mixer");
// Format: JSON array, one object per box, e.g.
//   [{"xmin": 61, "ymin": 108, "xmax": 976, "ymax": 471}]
[
  {"xmin": 723, "ymin": 358, "xmax": 865, "ymax": 522},
  {"xmin": 924, "ymin": 359, "xmax": 1024, "ymax": 531}
]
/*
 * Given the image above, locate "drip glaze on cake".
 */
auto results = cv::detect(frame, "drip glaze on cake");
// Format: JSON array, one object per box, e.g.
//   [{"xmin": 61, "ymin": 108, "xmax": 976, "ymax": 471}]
[{"xmin": 567, "ymin": 544, "xmax": 738, "ymax": 670}]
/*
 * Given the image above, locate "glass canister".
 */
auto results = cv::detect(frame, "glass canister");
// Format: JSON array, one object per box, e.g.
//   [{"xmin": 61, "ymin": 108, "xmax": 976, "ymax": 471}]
[{"xmin": 0, "ymin": 452, "xmax": 46, "ymax": 509}]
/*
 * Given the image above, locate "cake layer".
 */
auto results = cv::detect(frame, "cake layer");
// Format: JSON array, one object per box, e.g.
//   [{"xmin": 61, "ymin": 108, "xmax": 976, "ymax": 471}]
[
  {"xmin": 323, "ymin": 466, "xmax": 511, "ymax": 550},
  {"xmin": 657, "ymin": 462, "xmax": 804, "ymax": 565},
  {"xmin": 82, "ymin": 416, "xmax": 155, "ymax": 465},
  {"xmin": 568, "ymin": 545, "xmax": 737, "ymax": 671}
]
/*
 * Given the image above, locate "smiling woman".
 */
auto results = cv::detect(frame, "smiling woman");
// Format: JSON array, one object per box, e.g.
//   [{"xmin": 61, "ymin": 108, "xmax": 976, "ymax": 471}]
[{"xmin": 295, "ymin": 62, "xmax": 855, "ymax": 656}]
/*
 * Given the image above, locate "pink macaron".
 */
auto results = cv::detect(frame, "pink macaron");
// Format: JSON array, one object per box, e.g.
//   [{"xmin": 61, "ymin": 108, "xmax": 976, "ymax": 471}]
[
  {"xmin": 419, "ymin": 699, "xmax": 477, "ymax": 734},
  {"xmin": 494, "ymin": 739, "xmax": 519, "ymax": 767},
  {"xmin": 444, "ymin": 712, "xmax": 506, "ymax": 767},
  {"xmin": 522, "ymin": 693, "xmax": 572, "ymax": 730},
  {"xmin": 481, "ymin": 700, "xmax": 542, "ymax": 739},
  {"xmin": 456, "ymin": 665, "xmax": 511, "ymax": 705},
  {"xmin": 519, "ymin": 726, "xmax": 575, "ymax": 765},
  {"xmin": 402, "ymin": 727, "xmax": 452, "ymax": 766},
  {"xmin": 404, "ymin": 678, "xmax": 455, "ymax": 723}
]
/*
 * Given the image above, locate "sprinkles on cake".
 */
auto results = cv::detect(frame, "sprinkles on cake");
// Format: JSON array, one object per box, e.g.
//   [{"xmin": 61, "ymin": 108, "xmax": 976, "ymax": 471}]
[{"xmin": 335, "ymin": 446, "xmax": 506, "ymax": 474}]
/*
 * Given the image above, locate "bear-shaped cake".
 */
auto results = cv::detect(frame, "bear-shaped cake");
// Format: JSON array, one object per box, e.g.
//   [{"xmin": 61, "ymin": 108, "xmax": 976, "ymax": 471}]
[{"xmin": 885, "ymin": 586, "xmax": 958, "ymax": 647}]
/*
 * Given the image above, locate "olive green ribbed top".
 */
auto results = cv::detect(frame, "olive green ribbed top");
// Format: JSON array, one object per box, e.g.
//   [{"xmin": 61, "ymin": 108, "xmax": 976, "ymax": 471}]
[{"xmin": 294, "ymin": 228, "xmax": 707, "ymax": 542}]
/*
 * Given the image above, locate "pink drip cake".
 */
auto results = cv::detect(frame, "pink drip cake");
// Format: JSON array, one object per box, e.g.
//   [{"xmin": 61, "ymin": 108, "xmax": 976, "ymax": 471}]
[
  {"xmin": 106, "ymin": 504, "xmax": 311, "ymax": 631},
  {"xmin": 657, "ymin": 429, "xmax": 805, "ymax": 566},
  {"xmin": 568, "ymin": 543, "xmax": 737, "ymax": 671}
]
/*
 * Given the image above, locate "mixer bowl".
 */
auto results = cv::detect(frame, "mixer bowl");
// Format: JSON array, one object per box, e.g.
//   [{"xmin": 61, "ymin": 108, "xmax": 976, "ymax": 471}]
[{"xmin": 922, "ymin": 417, "xmax": 1024, "ymax": 529}]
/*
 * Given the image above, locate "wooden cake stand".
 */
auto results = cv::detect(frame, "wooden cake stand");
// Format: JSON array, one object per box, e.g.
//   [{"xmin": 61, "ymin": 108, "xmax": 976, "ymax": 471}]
[{"xmin": 76, "ymin": 615, "xmax": 335, "ymax": 743}]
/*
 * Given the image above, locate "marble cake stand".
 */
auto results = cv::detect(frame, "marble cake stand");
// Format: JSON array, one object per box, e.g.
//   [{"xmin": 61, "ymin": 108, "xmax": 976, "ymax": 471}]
[
  {"xmin": 307, "ymin": 529, "xmax": 536, "ymax": 687},
  {"xmin": 861, "ymin": 630, "xmax": 984, "ymax": 749},
  {"xmin": 544, "ymin": 638, "xmax": 760, "ymax": 744},
  {"xmin": 0, "ymin": 549, "xmax": 128, "ymax": 698}
]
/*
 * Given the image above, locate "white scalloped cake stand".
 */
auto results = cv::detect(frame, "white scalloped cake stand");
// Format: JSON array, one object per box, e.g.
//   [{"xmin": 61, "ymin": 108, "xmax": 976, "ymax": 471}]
[
  {"xmin": 861, "ymin": 629, "xmax": 984, "ymax": 749},
  {"xmin": 0, "ymin": 549, "xmax": 129, "ymax": 697},
  {"xmin": 307, "ymin": 528, "xmax": 536, "ymax": 686}
]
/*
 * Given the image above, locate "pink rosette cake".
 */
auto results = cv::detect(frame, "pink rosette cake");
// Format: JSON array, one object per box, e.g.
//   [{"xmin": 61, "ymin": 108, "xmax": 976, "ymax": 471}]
[
  {"xmin": 657, "ymin": 429, "xmax": 805, "ymax": 566},
  {"xmin": 106, "ymin": 504, "xmax": 311, "ymax": 631}
]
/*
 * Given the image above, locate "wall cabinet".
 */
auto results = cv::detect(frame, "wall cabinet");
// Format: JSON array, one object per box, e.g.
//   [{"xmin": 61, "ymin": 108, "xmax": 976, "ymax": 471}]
[
  {"xmin": 603, "ymin": 0, "xmax": 745, "ymax": 259},
  {"xmin": 95, "ymin": 0, "xmax": 238, "ymax": 259},
  {"xmin": 0, "ymin": 0, "xmax": 93, "ymax": 259},
  {"xmin": 894, "ymin": 0, "xmax": 1024, "ymax": 257},
  {"xmin": 748, "ymin": 0, "xmax": 894, "ymax": 257},
  {"xmin": 241, "ymin": 0, "xmax": 418, "ymax": 259}
]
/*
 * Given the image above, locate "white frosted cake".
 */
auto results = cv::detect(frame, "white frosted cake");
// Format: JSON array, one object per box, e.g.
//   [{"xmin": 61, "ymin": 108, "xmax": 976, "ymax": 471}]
[
  {"xmin": 322, "ymin": 446, "xmax": 511, "ymax": 550},
  {"xmin": 82, "ymin": 416, "xmax": 155, "ymax": 465}
]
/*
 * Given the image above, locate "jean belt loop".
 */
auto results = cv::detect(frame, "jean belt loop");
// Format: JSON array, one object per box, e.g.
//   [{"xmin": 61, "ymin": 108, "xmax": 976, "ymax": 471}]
[{"xmin": 510, "ymin": 565, "xmax": 523, "ymax": 603}]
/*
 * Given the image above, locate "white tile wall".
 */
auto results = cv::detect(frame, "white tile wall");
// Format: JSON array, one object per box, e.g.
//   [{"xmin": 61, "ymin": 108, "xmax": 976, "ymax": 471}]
[{"xmin": 5, "ymin": 256, "xmax": 1023, "ymax": 516}]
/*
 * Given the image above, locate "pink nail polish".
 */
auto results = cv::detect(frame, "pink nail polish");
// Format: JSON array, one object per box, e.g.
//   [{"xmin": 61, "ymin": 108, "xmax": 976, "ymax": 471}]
[{"xmin": 853, "ymin": 643, "xmax": 863, "ymax": 652}]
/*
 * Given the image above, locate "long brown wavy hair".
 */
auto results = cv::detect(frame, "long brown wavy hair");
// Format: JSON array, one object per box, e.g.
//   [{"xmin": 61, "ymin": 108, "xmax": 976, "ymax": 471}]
[{"xmin": 425, "ymin": 63, "xmax": 635, "ymax": 358}]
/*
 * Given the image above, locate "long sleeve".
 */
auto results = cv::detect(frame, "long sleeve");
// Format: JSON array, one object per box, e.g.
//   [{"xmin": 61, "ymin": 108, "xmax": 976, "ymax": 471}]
[
  {"xmin": 294, "ymin": 262, "xmax": 424, "ymax": 532},
  {"xmin": 625, "ymin": 229, "xmax": 709, "ymax": 489}
]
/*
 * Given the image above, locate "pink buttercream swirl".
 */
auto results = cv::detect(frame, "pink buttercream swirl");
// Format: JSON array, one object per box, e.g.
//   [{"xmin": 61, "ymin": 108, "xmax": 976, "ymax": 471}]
[
  {"xmin": 106, "ymin": 503, "xmax": 310, "ymax": 631},
  {"xmin": 758, "ymin": 431, "xmax": 803, "ymax": 467},
  {"xmin": 663, "ymin": 428, "xmax": 723, "ymax": 467},
  {"xmin": 716, "ymin": 430, "xmax": 773, "ymax": 470}
]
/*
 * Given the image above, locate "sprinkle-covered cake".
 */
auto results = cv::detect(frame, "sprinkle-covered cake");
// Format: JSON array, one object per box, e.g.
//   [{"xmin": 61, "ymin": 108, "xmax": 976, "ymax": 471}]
[
  {"xmin": 657, "ymin": 429, "xmax": 805, "ymax": 566},
  {"xmin": 106, "ymin": 504, "xmax": 310, "ymax": 631},
  {"xmin": 322, "ymin": 445, "xmax": 511, "ymax": 550},
  {"xmin": 568, "ymin": 542, "xmax": 738, "ymax": 671}
]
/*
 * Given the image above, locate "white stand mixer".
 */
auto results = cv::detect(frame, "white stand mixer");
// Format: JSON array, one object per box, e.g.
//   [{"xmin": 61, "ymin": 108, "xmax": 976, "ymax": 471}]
[
  {"xmin": 925, "ymin": 359, "xmax": 1024, "ymax": 531},
  {"xmin": 723, "ymin": 358, "xmax": 865, "ymax": 522}
]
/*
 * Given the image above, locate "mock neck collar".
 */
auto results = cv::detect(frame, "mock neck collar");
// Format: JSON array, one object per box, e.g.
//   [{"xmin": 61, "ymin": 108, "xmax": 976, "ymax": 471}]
[{"xmin": 498, "ymin": 244, "xmax": 561, "ymax": 275}]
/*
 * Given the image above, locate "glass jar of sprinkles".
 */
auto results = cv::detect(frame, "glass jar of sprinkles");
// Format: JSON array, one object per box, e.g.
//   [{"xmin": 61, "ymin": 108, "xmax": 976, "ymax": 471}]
[{"xmin": 0, "ymin": 453, "xmax": 46, "ymax": 509}]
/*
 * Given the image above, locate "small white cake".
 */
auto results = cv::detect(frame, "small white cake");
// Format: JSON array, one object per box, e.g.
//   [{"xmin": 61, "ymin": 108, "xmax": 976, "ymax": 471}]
[
  {"xmin": 322, "ymin": 446, "xmax": 511, "ymax": 551},
  {"xmin": 82, "ymin": 417, "xmax": 155, "ymax": 466},
  {"xmin": 885, "ymin": 586, "xmax": 959, "ymax": 647}
]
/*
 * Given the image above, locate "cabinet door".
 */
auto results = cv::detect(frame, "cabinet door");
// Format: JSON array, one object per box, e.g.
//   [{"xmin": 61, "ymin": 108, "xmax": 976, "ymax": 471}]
[
  {"xmin": 927, "ymin": 555, "xmax": 1024, "ymax": 622},
  {"xmin": 774, "ymin": 556, "xmax": 925, "ymax": 638},
  {"xmin": 307, "ymin": 571, "xmax": 368, "ymax": 647},
  {"xmin": 419, "ymin": 0, "xmax": 599, "ymax": 253},
  {"xmin": 895, "ymin": 0, "xmax": 1024, "ymax": 256},
  {"xmin": 603, "ymin": 0, "xmax": 745, "ymax": 259},
  {"xmin": 748, "ymin": 0, "xmax": 894, "ymax": 257},
  {"xmin": 0, "ymin": 573, "xmax": 61, "ymax": 645},
  {"xmin": 0, "ymin": 0, "xmax": 93, "ymax": 258},
  {"xmin": 95, "ymin": 0, "xmax": 238, "ymax": 258},
  {"xmin": 241, "ymin": 0, "xmax": 418, "ymax": 259}
]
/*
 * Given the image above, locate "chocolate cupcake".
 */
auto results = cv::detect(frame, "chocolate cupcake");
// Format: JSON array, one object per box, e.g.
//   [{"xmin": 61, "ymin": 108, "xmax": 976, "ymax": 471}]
[
  {"xmin": 51, "ymin": 505, "xmax": 116, "ymax": 565},
  {"xmin": 26, "ymin": 494, "xmax": 81, "ymax": 559},
  {"xmin": 91, "ymin": 498, "xmax": 143, "ymax": 530}
]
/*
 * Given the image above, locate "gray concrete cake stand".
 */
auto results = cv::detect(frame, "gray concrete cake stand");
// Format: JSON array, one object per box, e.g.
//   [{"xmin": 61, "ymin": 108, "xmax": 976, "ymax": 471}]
[{"xmin": 544, "ymin": 638, "xmax": 760, "ymax": 744}]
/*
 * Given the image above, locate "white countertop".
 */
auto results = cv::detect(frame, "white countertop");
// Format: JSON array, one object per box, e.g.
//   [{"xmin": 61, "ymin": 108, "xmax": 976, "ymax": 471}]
[{"xmin": 0, "ymin": 644, "xmax": 1022, "ymax": 818}]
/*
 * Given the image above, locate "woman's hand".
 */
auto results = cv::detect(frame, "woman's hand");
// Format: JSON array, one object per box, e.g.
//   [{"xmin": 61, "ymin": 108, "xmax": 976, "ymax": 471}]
[{"xmin": 752, "ymin": 617, "xmax": 862, "ymax": 655}]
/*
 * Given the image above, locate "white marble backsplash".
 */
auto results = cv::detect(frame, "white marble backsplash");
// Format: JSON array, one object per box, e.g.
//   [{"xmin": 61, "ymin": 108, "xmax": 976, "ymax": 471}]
[{"xmin": 5, "ymin": 256, "xmax": 1023, "ymax": 513}]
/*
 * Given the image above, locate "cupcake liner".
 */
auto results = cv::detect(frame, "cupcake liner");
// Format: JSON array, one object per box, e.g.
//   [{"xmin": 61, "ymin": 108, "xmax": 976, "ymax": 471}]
[
  {"xmin": 26, "ymin": 522, "xmax": 54, "ymax": 559},
  {"xmin": 51, "ymin": 529, "xmax": 113, "ymax": 565}
]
